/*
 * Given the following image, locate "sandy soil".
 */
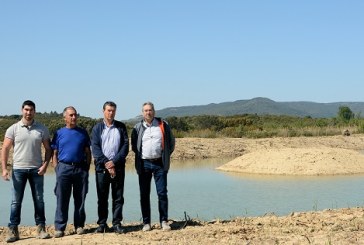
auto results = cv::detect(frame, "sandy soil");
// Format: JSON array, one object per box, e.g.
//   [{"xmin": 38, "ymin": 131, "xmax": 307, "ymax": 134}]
[
  {"xmin": 1, "ymin": 134, "xmax": 364, "ymax": 244},
  {"xmin": 170, "ymin": 134, "xmax": 364, "ymax": 162},
  {"xmin": 2, "ymin": 207, "xmax": 364, "ymax": 244},
  {"xmin": 217, "ymin": 147, "xmax": 364, "ymax": 175}
]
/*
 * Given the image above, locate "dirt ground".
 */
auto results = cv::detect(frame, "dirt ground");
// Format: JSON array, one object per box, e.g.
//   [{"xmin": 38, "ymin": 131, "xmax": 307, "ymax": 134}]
[
  {"xmin": 2, "ymin": 207, "xmax": 364, "ymax": 244},
  {"xmin": 2, "ymin": 134, "xmax": 364, "ymax": 244}
]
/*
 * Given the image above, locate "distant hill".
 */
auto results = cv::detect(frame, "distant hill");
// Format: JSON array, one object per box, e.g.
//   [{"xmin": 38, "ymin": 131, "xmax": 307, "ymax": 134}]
[{"xmin": 148, "ymin": 97, "xmax": 364, "ymax": 119}]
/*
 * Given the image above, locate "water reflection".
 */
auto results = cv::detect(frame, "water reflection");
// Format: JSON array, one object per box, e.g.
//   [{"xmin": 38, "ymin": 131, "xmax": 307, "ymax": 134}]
[{"xmin": 1, "ymin": 158, "xmax": 364, "ymax": 226}]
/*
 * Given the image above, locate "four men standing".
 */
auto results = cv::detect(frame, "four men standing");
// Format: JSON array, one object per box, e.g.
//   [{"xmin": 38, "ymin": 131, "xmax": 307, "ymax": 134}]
[{"xmin": 1, "ymin": 100, "xmax": 174, "ymax": 241}]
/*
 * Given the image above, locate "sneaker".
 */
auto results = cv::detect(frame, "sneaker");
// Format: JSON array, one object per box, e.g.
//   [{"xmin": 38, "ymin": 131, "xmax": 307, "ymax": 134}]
[
  {"xmin": 76, "ymin": 227, "xmax": 86, "ymax": 235},
  {"xmin": 6, "ymin": 226, "xmax": 19, "ymax": 243},
  {"xmin": 161, "ymin": 221, "xmax": 171, "ymax": 231},
  {"xmin": 142, "ymin": 223, "xmax": 151, "ymax": 232},
  {"xmin": 54, "ymin": 230, "xmax": 64, "ymax": 238},
  {"xmin": 36, "ymin": 225, "xmax": 50, "ymax": 239}
]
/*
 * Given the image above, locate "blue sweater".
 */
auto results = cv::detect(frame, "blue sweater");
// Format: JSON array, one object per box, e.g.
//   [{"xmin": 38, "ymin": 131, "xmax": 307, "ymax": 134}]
[{"xmin": 52, "ymin": 126, "xmax": 90, "ymax": 164}]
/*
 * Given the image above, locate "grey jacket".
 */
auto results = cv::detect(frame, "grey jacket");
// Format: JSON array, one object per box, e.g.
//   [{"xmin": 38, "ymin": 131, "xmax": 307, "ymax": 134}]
[{"xmin": 131, "ymin": 117, "xmax": 175, "ymax": 174}]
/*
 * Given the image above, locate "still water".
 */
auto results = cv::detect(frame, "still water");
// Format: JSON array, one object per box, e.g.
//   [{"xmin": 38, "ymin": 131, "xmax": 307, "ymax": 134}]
[{"xmin": 1, "ymin": 158, "xmax": 364, "ymax": 226}]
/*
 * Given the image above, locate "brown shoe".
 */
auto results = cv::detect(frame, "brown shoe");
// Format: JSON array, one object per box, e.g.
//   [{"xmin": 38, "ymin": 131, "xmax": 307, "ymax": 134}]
[
  {"xmin": 37, "ymin": 224, "xmax": 50, "ymax": 239},
  {"xmin": 54, "ymin": 230, "xmax": 64, "ymax": 238},
  {"xmin": 76, "ymin": 227, "xmax": 86, "ymax": 235},
  {"xmin": 6, "ymin": 226, "xmax": 19, "ymax": 243}
]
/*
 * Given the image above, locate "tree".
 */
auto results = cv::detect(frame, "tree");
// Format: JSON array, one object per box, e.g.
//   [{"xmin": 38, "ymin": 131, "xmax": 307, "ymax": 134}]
[{"xmin": 337, "ymin": 106, "xmax": 354, "ymax": 122}]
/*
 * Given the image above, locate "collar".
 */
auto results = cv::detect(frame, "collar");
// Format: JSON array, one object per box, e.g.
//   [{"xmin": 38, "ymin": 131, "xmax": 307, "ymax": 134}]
[
  {"xmin": 143, "ymin": 118, "xmax": 157, "ymax": 127},
  {"xmin": 20, "ymin": 119, "xmax": 35, "ymax": 128},
  {"xmin": 103, "ymin": 120, "xmax": 115, "ymax": 128}
]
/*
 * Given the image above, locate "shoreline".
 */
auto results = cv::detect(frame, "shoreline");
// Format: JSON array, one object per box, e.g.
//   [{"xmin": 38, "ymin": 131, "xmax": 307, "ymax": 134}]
[{"xmin": 1, "ymin": 207, "xmax": 364, "ymax": 244}]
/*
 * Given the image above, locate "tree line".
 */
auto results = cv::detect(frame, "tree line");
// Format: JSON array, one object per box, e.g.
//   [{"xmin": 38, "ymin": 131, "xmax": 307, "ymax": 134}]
[{"xmin": 0, "ymin": 106, "xmax": 361, "ymax": 140}]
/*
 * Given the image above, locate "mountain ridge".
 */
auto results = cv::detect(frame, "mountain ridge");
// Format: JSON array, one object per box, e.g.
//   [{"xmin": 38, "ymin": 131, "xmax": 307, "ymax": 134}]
[{"xmin": 148, "ymin": 97, "xmax": 364, "ymax": 119}]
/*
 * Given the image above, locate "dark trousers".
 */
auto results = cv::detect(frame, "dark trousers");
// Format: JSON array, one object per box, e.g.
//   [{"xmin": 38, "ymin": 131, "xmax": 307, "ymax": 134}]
[
  {"xmin": 95, "ymin": 168, "xmax": 125, "ymax": 226},
  {"xmin": 54, "ymin": 163, "xmax": 89, "ymax": 231},
  {"xmin": 138, "ymin": 160, "xmax": 168, "ymax": 224}
]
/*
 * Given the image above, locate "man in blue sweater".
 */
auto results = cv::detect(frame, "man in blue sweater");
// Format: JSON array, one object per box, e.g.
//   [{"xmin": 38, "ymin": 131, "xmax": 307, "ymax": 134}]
[{"xmin": 52, "ymin": 106, "xmax": 91, "ymax": 238}]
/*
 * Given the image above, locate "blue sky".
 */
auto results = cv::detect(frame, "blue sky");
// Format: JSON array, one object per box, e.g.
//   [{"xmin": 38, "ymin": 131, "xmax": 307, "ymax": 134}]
[{"xmin": 1, "ymin": 1, "xmax": 363, "ymax": 120}]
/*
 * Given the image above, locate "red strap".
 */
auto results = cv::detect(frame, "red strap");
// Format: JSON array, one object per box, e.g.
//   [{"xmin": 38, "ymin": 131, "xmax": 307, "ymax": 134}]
[{"xmin": 159, "ymin": 121, "xmax": 165, "ymax": 149}]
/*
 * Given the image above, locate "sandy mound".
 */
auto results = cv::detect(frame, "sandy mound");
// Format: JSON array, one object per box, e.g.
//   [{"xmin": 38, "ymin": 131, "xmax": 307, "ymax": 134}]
[{"xmin": 217, "ymin": 147, "xmax": 364, "ymax": 175}]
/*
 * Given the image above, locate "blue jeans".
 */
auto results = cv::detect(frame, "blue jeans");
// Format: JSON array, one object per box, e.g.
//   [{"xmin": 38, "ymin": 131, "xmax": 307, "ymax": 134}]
[
  {"xmin": 138, "ymin": 160, "xmax": 168, "ymax": 224},
  {"xmin": 54, "ymin": 162, "xmax": 89, "ymax": 231},
  {"xmin": 9, "ymin": 168, "xmax": 46, "ymax": 227}
]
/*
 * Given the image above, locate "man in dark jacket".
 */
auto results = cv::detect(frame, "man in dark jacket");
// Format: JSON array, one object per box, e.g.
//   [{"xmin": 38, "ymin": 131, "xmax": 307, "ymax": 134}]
[
  {"xmin": 91, "ymin": 101, "xmax": 129, "ymax": 234},
  {"xmin": 131, "ymin": 102, "xmax": 175, "ymax": 232}
]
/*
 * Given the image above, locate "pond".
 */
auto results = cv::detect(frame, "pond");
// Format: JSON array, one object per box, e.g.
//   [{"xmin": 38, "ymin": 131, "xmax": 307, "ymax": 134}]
[{"xmin": 1, "ymin": 158, "xmax": 364, "ymax": 226}]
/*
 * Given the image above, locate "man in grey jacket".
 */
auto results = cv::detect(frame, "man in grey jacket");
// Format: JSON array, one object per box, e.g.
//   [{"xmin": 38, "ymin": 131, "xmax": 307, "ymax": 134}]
[{"xmin": 131, "ymin": 102, "xmax": 175, "ymax": 232}]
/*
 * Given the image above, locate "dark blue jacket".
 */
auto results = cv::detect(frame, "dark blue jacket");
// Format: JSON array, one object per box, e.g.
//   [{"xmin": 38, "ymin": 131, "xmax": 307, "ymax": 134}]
[{"xmin": 91, "ymin": 120, "xmax": 129, "ymax": 172}]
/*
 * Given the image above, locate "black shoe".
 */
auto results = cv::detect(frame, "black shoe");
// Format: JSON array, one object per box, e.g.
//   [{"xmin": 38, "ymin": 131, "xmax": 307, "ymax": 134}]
[
  {"xmin": 95, "ymin": 224, "xmax": 108, "ymax": 233},
  {"xmin": 113, "ymin": 224, "xmax": 126, "ymax": 234}
]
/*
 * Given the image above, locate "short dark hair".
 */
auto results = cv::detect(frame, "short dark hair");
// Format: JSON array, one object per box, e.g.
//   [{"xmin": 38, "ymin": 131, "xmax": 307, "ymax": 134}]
[
  {"xmin": 103, "ymin": 101, "xmax": 117, "ymax": 110},
  {"xmin": 22, "ymin": 100, "xmax": 36, "ymax": 110}
]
